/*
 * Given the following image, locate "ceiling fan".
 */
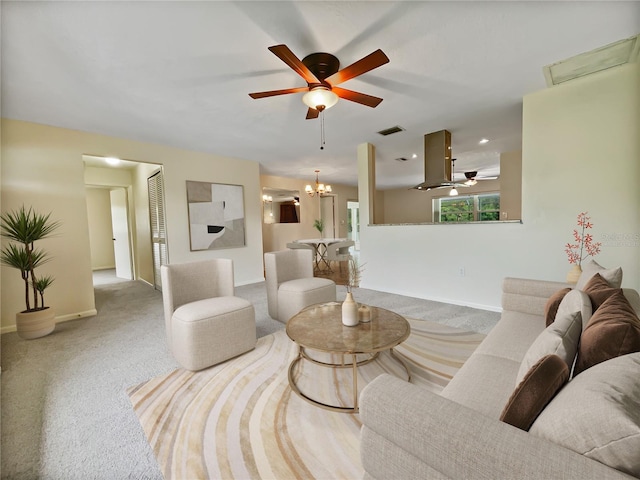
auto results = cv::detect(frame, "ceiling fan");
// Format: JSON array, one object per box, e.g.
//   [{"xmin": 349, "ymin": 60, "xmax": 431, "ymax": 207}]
[
  {"xmin": 248, "ymin": 44, "xmax": 389, "ymax": 119},
  {"xmin": 462, "ymin": 171, "xmax": 499, "ymax": 186}
]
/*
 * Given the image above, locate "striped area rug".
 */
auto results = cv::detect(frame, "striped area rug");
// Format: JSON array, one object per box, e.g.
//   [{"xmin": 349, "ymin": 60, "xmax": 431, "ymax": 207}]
[{"xmin": 128, "ymin": 318, "xmax": 484, "ymax": 479}]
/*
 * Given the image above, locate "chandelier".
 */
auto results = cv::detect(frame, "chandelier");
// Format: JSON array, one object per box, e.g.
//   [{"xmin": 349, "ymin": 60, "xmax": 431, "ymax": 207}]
[{"xmin": 305, "ymin": 170, "xmax": 332, "ymax": 197}]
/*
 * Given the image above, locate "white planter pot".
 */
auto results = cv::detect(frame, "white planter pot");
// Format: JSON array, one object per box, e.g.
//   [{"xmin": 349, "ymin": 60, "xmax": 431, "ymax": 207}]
[{"xmin": 16, "ymin": 307, "xmax": 55, "ymax": 340}]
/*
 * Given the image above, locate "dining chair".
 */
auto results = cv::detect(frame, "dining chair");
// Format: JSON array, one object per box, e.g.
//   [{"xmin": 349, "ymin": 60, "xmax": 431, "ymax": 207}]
[
  {"xmin": 264, "ymin": 249, "xmax": 336, "ymax": 323},
  {"xmin": 161, "ymin": 258, "xmax": 256, "ymax": 371},
  {"xmin": 325, "ymin": 240, "xmax": 355, "ymax": 273}
]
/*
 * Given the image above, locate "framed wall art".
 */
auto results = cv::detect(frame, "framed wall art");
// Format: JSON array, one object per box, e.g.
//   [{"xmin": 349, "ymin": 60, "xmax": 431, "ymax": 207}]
[{"xmin": 186, "ymin": 180, "xmax": 246, "ymax": 251}]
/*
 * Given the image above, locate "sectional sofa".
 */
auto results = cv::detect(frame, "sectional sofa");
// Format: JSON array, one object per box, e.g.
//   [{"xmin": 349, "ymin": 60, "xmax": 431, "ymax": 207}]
[{"xmin": 360, "ymin": 261, "xmax": 640, "ymax": 479}]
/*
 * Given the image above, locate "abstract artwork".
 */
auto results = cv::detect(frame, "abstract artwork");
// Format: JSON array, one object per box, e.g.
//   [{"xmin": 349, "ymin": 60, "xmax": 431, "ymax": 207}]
[{"xmin": 186, "ymin": 181, "xmax": 246, "ymax": 251}]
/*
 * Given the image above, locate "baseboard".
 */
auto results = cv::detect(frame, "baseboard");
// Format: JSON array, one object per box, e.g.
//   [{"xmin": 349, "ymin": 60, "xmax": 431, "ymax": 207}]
[
  {"xmin": 1, "ymin": 309, "xmax": 98, "ymax": 335},
  {"xmin": 236, "ymin": 277, "xmax": 267, "ymax": 287},
  {"xmin": 137, "ymin": 278, "xmax": 154, "ymax": 288},
  {"xmin": 359, "ymin": 282, "xmax": 502, "ymax": 313}
]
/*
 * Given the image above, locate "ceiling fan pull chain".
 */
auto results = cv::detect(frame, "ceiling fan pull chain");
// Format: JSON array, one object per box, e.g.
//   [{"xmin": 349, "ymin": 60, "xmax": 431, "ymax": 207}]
[{"xmin": 320, "ymin": 110, "xmax": 326, "ymax": 150}]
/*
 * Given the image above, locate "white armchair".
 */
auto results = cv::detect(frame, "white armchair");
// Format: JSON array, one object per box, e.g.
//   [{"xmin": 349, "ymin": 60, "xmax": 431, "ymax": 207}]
[
  {"xmin": 160, "ymin": 258, "xmax": 256, "ymax": 371},
  {"xmin": 264, "ymin": 249, "xmax": 336, "ymax": 323}
]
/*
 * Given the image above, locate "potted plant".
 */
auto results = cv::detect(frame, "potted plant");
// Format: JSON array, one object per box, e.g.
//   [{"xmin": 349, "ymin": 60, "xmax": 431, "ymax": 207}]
[
  {"xmin": 1, "ymin": 206, "xmax": 60, "ymax": 339},
  {"xmin": 313, "ymin": 218, "xmax": 324, "ymax": 237},
  {"xmin": 564, "ymin": 212, "xmax": 602, "ymax": 284}
]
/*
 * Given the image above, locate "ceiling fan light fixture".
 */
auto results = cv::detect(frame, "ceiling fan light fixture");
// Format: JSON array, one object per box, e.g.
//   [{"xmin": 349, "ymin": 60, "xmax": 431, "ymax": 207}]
[{"xmin": 302, "ymin": 87, "xmax": 339, "ymax": 111}]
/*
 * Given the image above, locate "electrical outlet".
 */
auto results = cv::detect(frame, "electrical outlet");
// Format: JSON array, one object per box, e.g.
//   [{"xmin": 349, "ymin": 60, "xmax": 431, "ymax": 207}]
[{"xmin": 458, "ymin": 267, "xmax": 465, "ymax": 277}]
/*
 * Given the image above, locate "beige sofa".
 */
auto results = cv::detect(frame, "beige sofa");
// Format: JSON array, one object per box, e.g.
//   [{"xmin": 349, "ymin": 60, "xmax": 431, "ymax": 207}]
[{"xmin": 360, "ymin": 276, "xmax": 640, "ymax": 479}]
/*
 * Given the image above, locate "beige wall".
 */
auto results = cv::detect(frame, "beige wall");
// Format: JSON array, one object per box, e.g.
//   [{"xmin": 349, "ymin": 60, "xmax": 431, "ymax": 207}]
[
  {"xmin": 1, "ymin": 119, "xmax": 263, "ymax": 332},
  {"xmin": 358, "ymin": 63, "xmax": 639, "ymax": 310},
  {"xmin": 499, "ymin": 150, "xmax": 522, "ymax": 221},
  {"xmin": 260, "ymin": 174, "xmax": 358, "ymax": 254},
  {"xmin": 85, "ymin": 187, "xmax": 116, "ymax": 270}
]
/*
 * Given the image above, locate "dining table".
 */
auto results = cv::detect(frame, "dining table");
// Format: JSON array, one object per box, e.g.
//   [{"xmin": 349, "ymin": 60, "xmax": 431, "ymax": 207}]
[{"xmin": 294, "ymin": 237, "xmax": 347, "ymax": 273}]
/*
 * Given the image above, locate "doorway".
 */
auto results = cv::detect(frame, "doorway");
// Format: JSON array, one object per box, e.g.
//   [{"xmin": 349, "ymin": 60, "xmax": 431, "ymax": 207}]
[
  {"xmin": 83, "ymin": 155, "xmax": 166, "ymax": 289},
  {"xmin": 347, "ymin": 200, "xmax": 360, "ymax": 250}
]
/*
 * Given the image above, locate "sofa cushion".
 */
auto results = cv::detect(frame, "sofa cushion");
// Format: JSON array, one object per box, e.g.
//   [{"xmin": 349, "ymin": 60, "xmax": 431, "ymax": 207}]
[
  {"xmin": 516, "ymin": 310, "xmax": 581, "ymax": 385},
  {"xmin": 474, "ymin": 310, "xmax": 545, "ymax": 363},
  {"xmin": 575, "ymin": 259, "xmax": 622, "ymax": 290},
  {"xmin": 582, "ymin": 273, "xmax": 619, "ymax": 310},
  {"xmin": 544, "ymin": 288, "xmax": 571, "ymax": 327},
  {"xmin": 530, "ymin": 353, "xmax": 640, "ymax": 478},
  {"xmin": 500, "ymin": 354, "xmax": 569, "ymax": 431},
  {"xmin": 441, "ymin": 353, "xmax": 521, "ymax": 419},
  {"xmin": 574, "ymin": 290, "xmax": 640, "ymax": 375}
]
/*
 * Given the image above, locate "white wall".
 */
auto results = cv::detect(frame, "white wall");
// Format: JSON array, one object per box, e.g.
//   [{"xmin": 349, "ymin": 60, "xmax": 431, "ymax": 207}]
[
  {"xmin": 1, "ymin": 120, "xmax": 264, "ymax": 332},
  {"xmin": 358, "ymin": 63, "xmax": 640, "ymax": 310}
]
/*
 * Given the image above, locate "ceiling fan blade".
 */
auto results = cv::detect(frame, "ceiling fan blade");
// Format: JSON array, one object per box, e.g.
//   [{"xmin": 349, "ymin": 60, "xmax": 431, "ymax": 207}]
[
  {"xmin": 325, "ymin": 49, "xmax": 389, "ymax": 85},
  {"xmin": 268, "ymin": 44, "xmax": 320, "ymax": 84},
  {"xmin": 333, "ymin": 87, "xmax": 383, "ymax": 108},
  {"xmin": 249, "ymin": 86, "xmax": 309, "ymax": 99},
  {"xmin": 306, "ymin": 108, "xmax": 319, "ymax": 120}
]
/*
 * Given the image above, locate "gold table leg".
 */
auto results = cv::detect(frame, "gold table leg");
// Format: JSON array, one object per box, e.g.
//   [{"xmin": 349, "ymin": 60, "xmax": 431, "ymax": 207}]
[{"xmin": 287, "ymin": 346, "xmax": 410, "ymax": 414}]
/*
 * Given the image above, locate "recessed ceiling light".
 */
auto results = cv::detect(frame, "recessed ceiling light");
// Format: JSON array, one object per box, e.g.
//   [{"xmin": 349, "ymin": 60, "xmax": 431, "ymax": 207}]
[
  {"xmin": 479, "ymin": 138, "xmax": 489, "ymax": 144},
  {"xmin": 105, "ymin": 157, "xmax": 121, "ymax": 165},
  {"xmin": 412, "ymin": 153, "xmax": 418, "ymax": 158}
]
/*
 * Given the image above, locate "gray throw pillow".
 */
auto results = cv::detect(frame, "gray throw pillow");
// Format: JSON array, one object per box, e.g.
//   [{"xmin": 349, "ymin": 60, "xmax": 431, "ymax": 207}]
[
  {"xmin": 575, "ymin": 259, "xmax": 622, "ymax": 290},
  {"xmin": 530, "ymin": 353, "xmax": 640, "ymax": 478},
  {"xmin": 516, "ymin": 310, "xmax": 581, "ymax": 386}
]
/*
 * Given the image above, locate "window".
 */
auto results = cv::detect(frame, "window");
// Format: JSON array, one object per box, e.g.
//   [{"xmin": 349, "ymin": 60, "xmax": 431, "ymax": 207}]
[{"xmin": 436, "ymin": 193, "xmax": 500, "ymax": 223}]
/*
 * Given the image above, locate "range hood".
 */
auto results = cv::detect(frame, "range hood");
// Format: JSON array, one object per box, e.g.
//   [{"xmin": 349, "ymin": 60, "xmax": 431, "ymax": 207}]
[{"xmin": 413, "ymin": 129, "xmax": 465, "ymax": 191}]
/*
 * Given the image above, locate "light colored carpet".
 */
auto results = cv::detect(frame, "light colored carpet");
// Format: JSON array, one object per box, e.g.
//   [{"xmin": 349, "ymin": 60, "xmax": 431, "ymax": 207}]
[
  {"xmin": 128, "ymin": 319, "xmax": 485, "ymax": 480},
  {"xmin": 0, "ymin": 270, "xmax": 499, "ymax": 479}
]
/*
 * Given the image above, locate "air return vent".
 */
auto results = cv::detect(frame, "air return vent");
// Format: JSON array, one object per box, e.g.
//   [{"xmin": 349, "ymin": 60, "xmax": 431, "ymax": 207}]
[{"xmin": 377, "ymin": 125, "xmax": 405, "ymax": 136}]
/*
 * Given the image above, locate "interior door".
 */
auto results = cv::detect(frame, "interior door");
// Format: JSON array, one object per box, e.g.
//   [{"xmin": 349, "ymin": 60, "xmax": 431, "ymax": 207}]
[
  {"xmin": 110, "ymin": 188, "xmax": 133, "ymax": 280},
  {"xmin": 148, "ymin": 170, "xmax": 168, "ymax": 290}
]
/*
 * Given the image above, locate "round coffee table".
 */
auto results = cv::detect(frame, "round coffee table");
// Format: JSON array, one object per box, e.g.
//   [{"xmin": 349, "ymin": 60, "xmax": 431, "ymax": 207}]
[{"xmin": 286, "ymin": 302, "xmax": 411, "ymax": 413}]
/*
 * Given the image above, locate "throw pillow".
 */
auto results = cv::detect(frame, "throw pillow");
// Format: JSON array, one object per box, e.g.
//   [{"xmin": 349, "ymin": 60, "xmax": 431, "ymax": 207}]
[
  {"xmin": 500, "ymin": 354, "xmax": 569, "ymax": 431},
  {"xmin": 530, "ymin": 353, "xmax": 640, "ymax": 478},
  {"xmin": 544, "ymin": 288, "xmax": 571, "ymax": 327},
  {"xmin": 582, "ymin": 273, "xmax": 619, "ymax": 311},
  {"xmin": 516, "ymin": 310, "xmax": 581, "ymax": 385},
  {"xmin": 555, "ymin": 289, "xmax": 592, "ymax": 334},
  {"xmin": 575, "ymin": 259, "xmax": 622, "ymax": 290},
  {"xmin": 574, "ymin": 290, "xmax": 640, "ymax": 376}
]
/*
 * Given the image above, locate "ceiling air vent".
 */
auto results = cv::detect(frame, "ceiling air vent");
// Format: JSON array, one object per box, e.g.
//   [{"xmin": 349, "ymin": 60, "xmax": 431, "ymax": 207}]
[
  {"xmin": 395, "ymin": 157, "xmax": 408, "ymax": 162},
  {"xmin": 543, "ymin": 34, "xmax": 639, "ymax": 87},
  {"xmin": 377, "ymin": 125, "xmax": 405, "ymax": 136}
]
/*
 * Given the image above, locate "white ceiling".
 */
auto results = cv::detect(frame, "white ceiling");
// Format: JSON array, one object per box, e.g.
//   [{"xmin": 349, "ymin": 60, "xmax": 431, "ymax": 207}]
[{"xmin": 2, "ymin": 1, "xmax": 639, "ymax": 188}]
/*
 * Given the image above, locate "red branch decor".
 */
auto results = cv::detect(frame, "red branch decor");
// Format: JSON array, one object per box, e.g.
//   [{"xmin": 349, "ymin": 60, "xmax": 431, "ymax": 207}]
[{"xmin": 565, "ymin": 212, "xmax": 602, "ymax": 266}]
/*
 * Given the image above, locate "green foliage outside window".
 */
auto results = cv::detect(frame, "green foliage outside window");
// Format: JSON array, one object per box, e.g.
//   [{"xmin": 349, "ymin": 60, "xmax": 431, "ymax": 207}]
[{"xmin": 439, "ymin": 193, "xmax": 500, "ymax": 222}]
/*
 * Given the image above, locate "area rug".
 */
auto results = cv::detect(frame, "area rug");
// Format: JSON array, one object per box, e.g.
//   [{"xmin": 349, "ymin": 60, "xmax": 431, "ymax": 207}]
[{"xmin": 128, "ymin": 318, "xmax": 484, "ymax": 480}]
